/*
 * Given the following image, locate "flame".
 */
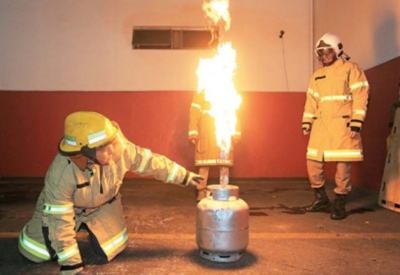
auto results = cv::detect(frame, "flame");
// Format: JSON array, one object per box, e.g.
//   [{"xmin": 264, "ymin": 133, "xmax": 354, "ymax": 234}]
[
  {"xmin": 197, "ymin": 0, "xmax": 241, "ymax": 158},
  {"xmin": 202, "ymin": 0, "xmax": 231, "ymax": 31}
]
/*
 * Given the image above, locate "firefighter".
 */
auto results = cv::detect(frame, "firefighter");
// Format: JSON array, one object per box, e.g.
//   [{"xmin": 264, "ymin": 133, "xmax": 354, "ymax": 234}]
[
  {"xmin": 189, "ymin": 90, "xmax": 241, "ymax": 201},
  {"xmin": 302, "ymin": 33, "xmax": 369, "ymax": 220},
  {"xmin": 18, "ymin": 111, "xmax": 203, "ymax": 275}
]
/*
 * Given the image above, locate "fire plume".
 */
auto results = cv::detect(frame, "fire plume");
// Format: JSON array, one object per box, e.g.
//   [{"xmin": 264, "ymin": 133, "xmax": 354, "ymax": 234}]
[
  {"xmin": 202, "ymin": 0, "xmax": 231, "ymax": 31},
  {"xmin": 197, "ymin": 0, "xmax": 241, "ymax": 187}
]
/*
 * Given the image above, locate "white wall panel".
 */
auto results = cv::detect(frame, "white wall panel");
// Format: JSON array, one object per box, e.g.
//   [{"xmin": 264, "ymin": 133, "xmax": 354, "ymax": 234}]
[
  {"xmin": 0, "ymin": 0, "xmax": 312, "ymax": 91},
  {"xmin": 313, "ymin": 0, "xmax": 400, "ymax": 70}
]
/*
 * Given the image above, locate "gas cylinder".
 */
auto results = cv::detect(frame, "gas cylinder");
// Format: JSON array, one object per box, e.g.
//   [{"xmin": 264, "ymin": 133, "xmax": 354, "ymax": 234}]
[{"xmin": 196, "ymin": 184, "xmax": 249, "ymax": 262}]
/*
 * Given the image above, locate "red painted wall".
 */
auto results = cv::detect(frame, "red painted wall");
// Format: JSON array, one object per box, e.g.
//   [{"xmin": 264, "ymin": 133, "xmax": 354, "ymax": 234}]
[{"xmin": 0, "ymin": 57, "xmax": 399, "ymax": 190}]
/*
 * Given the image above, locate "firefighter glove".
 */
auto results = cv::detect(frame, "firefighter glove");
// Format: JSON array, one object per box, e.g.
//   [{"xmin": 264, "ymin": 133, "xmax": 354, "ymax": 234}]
[
  {"xmin": 183, "ymin": 170, "xmax": 203, "ymax": 187},
  {"xmin": 302, "ymin": 122, "xmax": 311, "ymax": 134}
]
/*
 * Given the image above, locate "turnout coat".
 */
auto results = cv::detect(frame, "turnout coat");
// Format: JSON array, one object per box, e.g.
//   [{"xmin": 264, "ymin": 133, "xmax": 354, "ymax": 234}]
[
  {"xmin": 19, "ymin": 142, "xmax": 191, "ymax": 273},
  {"xmin": 302, "ymin": 58, "xmax": 369, "ymax": 162},
  {"xmin": 189, "ymin": 91, "xmax": 241, "ymax": 166}
]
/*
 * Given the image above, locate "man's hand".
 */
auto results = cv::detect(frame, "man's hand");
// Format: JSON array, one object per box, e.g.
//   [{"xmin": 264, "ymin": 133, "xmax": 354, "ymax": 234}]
[
  {"xmin": 303, "ymin": 129, "xmax": 310, "ymax": 135},
  {"xmin": 183, "ymin": 171, "xmax": 204, "ymax": 187},
  {"xmin": 191, "ymin": 139, "xmax": 196, "ymax": 145},
  {"xmin": 350, "ymin": 126, "xmax": 360, "ymax": 139},
  {"xmin": 350, "ymin": 131, "xmax": 359, "ymax": 138}
]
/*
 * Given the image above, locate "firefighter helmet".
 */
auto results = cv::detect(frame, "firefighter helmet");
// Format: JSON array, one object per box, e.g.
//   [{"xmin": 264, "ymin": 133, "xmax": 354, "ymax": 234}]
[
  {"xmin": 59, "ymin": 111, "xmax": 118, "ymax": 155},
  {"xmin": 315, "ymin": 33, "xmax": 343, "ymax": 58}
]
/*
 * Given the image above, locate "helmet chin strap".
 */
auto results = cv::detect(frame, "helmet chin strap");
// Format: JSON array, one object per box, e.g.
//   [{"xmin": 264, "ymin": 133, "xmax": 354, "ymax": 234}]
[
  {"xmin": 341, "ymin": 52, "xmax": 351, "ymax": 61},
  {"xmin": 81, "ymin": 146, "xmax": 101, "ymax": 164}
]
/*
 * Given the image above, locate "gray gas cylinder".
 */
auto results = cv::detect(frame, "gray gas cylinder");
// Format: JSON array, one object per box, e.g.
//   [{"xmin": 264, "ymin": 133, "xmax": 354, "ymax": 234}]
[{"xmin": 196, "ymin": 184, "xmax": 249, "ymax": 262}]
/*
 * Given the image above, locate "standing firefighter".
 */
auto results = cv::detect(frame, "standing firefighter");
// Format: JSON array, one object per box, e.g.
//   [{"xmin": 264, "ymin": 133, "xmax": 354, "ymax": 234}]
[
  {"xmin": 18, "ymin": 111, "xmax": 202, "ymax": 275},
  {"xmin": 302, "ymin": 33, "xmax": 369, "ymax": 220},
  {"xmin": 189, "ymin": 90, "xmax": 241, "ymax": 201}
]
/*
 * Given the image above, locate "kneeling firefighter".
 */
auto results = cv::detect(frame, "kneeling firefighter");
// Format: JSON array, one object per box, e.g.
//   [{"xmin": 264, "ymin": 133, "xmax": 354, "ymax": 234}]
[{"xmin": 18, "ymin": 111, "xmax": 202, "ymax": 275}]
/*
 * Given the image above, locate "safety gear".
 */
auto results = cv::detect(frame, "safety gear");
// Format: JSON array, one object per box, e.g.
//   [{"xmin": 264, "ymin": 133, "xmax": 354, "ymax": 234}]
[
  {"xmin": 305, "ymin": 186, "xmax": 331, "ymax": 212},
  {"xmin": 315, "ymin": 33, "xmax": 343, "ymax": 58},
  {"xmin": 316, "ymin": 48, "xmax": 337, "ymax": 67},
  {"xmin": 302, "ymin": 58, "xmax": 369, "ymax": 162},
  {"xmin": 19, "ymin": 132, "xmax": 199, "ymax": 269},
  {"xmin": 58, "ymin": 112, "xmax": 126, "ymax": 164},
  {"xmin": 331, "ymin": 194, "xmax": 347, "ymax": 220},
  {"xmin": 189, "ymin": 91, "xmax": 241, "ymax": 166},
  {"xmin": 184, "ymin": 171, "xmax": 204, "ymax": 187},
  {"xmin": 59, "ymin": 111, "xmax": 117, "ymax": 154}
]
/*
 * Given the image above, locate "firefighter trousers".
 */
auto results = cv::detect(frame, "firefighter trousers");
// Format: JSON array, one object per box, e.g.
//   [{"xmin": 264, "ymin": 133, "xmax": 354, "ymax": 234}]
[
  {"xmin": 306, "ymin": 159, "xmax": 352, "ymax": 194},
  {"xmin": 19, "ymin": 194, "xmax": 128, "ymax": 264},
  {"xmin": 196, "ymin": 166, "xmax": 230, "ymax": 192}
]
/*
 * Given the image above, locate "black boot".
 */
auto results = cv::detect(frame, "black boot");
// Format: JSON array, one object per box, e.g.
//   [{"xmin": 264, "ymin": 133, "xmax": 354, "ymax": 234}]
[
  {"xmin": 305, "ymin": 186, "xmax": 331, "ymax": 212},
  {"xmin": 330, "ymin": 194, "xmax": 347, "ymax": 220}
]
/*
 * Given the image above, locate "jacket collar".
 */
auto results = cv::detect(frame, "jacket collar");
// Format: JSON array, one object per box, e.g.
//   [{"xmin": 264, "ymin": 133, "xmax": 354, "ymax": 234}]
[{"xmin": 69, "ymin": 154, "xmax": 89, "ymax": 171}]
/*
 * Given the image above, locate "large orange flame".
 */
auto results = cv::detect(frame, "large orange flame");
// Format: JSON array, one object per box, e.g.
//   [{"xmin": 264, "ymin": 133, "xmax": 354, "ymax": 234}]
[
  {"xmin": 197, "ymin": 0, "xmax": 241, "ymax": 187},
  {"xmin": 196, "ymin": 42, "xmax": 241, "ymax": 155}
]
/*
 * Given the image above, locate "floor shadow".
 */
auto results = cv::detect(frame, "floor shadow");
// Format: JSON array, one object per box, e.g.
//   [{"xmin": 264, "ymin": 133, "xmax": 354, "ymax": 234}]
[{"xmin": 185, "ymin": 249, "xmax": 258, "ymax": 270}]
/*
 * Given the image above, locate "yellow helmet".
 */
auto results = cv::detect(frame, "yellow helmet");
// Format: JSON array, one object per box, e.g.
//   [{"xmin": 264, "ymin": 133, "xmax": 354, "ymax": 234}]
[{"xmin": 59, "ymin": 111, "xmax": 118, "ymax": 155}]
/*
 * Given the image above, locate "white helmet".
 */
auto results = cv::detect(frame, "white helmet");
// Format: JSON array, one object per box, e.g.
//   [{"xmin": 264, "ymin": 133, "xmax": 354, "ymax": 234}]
[{"xmin": 315, "ymin": 33, "xmax": 343, "ymax": 58}]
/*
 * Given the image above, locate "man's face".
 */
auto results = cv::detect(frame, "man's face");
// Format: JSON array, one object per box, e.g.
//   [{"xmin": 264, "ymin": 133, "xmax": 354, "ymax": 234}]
[
  {"xmin": 96, "ymin": 143, "xmax": 115, "ymax": 165},
  {"xmin": 317, "ymin": 48, "xmax": 337, "ymax": 66},
  {"xmin": 95, "ymin": 131, "xmax": 125, "ymax": 166}
]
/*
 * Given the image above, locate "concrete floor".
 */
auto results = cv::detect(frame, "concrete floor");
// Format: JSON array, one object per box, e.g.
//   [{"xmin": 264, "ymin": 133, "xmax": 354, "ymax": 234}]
[{"xmin": 1, "ymin": 177, "xmax": 400, "ymax": 275}]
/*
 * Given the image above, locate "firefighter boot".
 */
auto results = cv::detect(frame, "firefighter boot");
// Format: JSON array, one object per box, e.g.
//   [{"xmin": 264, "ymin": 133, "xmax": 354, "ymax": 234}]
[
  {"xmin": 330, "ymin": 194, "xmax": 347, "ymax": 220},
  {"xmin": 305, "ymin": 186, "xmax": 331, "ymax": 212}
]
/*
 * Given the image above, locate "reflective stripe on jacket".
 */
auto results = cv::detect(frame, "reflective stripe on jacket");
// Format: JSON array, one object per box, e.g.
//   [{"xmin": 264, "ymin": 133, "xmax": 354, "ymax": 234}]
[
  {"xmin": 302, "ymin": 58, "xmax": 369, "ymax": 162},
  {"xmin": 19, "ymin": 141, "xmax": 189, "ymax": 268}
]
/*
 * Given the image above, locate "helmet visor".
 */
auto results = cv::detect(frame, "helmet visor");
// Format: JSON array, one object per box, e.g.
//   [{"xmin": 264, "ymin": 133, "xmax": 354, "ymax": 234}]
[
  {"xmin": 316, "ymin": 48, "xmax": 337, "ymax": 66},
  {"xmin": 95, "ymin": 124, "xmax": 126, "ymax": 165}
]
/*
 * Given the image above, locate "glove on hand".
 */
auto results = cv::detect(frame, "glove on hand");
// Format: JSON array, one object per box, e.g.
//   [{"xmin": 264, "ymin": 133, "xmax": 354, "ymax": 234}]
[
  {"xmin": 350, "ymin": 126, "xmax": 360, "ymax": 132},
  {"xmin": 183, "ymin": 170, "xmax": 203, "ymax": 187}
]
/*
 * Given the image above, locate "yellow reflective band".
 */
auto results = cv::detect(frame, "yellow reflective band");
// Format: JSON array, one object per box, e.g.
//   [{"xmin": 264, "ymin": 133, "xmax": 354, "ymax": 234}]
[
  {"xmin": 324, "ymin": 150, "xmax": 362, "ymax": 158},
  {"xmin": 87, "ymin": 129, "xmax": 107, "ymax": 145},
  {"xmin": 320, "ymin": 95, "xmax": 352, "ymax": 102},
  {"xmin": 20, "ymin": 226, "xmax": 51, "ymax": 260},
  {"xmin": 235, "ymin": 131, "xmax": 242, "ymax": 136},
  {"xmin": 189, "ymin": 130, "xmax": 198, "ymax": 136},
  {"xmin": 307, "ymin": 148, "xmax": 318, "ymax": 157},
  {"xmin": 195, "ymin": 159, "xmax": 233, "ymax": 165},
  {"xmin": 353, "ymin": 110, "xmax": 366, "ymax": 115},
  {"xmin": 166, "ymin": 163, "xmax": 180, "ymax": 183},
  {"xmin": 137, "ymin": 149, "xmax": 151, "ymax": 173},
  {"xmin": 303, "ymin": 113, "xmax": 314, "ymax": 118},
  {"xmin": 64, "ymin": 135, "xmax": 77, "ymax": 146},
  {"xmin": 191, "ymin": 103, "xmax": 201, "ymax": 110},
  {"xmin": 57, "ymin": 243, "xmax": 79, "ymax": 262},
  {"xmin": 307, "ymin": 89, "xmax": 320, "ymax": 98},
  {"xmin": 43, "ymin": 202, "xmax": 74, "ymax": 214},
  {"xmin": 350, "ymin": 81, "xmax": 369, "ymax": 91},
  {"xmin": 101, "ymin": 227, "xmax": 128, "ymax": 256}
]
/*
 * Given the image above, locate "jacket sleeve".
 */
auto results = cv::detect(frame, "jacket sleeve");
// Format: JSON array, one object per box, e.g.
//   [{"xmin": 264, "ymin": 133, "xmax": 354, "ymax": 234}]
[
  {"xmin": 189, "ymin": 92, "xmax": 202, "ymax": 141},
  {"xmin": 42, "ymin": 160, "xmax": 84, "ymax": 272},
  {"xmin": 125, "ymin": 143, "xmax": 190, "ymax": 186},
  {"xmin": 302, "ymin": 76, "xmax": 319, "ymax": 131},
  {"xmin": 349, "ymin": 64, "xmax": 369, "ymax": 130}
]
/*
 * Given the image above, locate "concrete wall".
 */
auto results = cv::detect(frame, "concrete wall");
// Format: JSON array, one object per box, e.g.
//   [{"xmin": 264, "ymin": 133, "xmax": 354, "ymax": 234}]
[
  {"xmin": 313, "ymin": 0, "xmax": 400, "ymax": 70},
  {"xmin": 0, "ymin": 0, "xmax": 312, "ymax": 92}
]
